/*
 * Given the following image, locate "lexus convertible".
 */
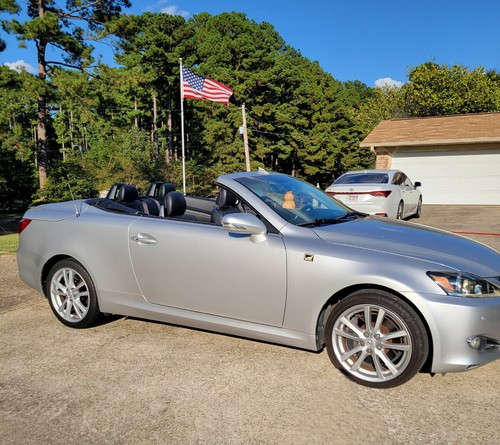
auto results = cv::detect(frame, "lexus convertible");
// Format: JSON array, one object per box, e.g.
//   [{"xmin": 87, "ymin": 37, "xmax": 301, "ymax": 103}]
[{"xmin": 17, "ymin": 171, "xmax": 500, "ymax": 388}]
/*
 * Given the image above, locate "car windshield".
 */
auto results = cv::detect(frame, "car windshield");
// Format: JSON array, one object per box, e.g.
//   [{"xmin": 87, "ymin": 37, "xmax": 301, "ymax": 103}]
[
  {"xmin": 235, "ymin": 174, "xmax": 357, "ymax": 226},
  {"xmin": 334, "ymin": 173, "xmax": 389, "ymax": 184}
]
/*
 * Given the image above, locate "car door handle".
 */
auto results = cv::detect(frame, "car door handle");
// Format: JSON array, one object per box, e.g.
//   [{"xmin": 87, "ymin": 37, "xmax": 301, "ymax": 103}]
[{"xmin": 131, "ymin": 233, "xmax": 158, "ymax": 245}]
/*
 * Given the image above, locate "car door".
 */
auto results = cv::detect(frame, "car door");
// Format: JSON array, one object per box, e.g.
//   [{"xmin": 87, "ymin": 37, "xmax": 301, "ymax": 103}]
[
  {"xmin": 128, "ymin": 216, "xmax": 287, "ymax": 327},
  {"xmin": 401, "ymin": 175, "xmax": 419, "ymax": 215}
]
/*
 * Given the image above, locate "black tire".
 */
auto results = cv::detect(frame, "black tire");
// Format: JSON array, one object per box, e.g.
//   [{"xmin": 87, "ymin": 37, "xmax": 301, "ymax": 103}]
[
  {"xmin": 396, "ymin": 201, "xmax": 404, "ymax": 219},
  {"xmin": 415, "ymin": 197, "xmax": 422, "ymax": 218},
  {"xmin": 45, "ymin": 259, "xmax": 101, "ymax": 328},
  {"xmin": 325, "ymin": 289, "xmax": 428, "ymax": 388}
]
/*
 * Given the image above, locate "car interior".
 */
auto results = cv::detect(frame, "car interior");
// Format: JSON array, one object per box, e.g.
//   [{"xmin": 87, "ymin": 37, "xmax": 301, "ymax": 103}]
[{"xmin": 88, "ymin": 182, "xmax": 242, "ymax": 225}]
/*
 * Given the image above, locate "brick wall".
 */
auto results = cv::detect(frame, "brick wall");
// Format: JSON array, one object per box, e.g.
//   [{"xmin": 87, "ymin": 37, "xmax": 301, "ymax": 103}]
[{"xmin": 374, "ymin": 149, "xmax": 391, "ymax": 169}]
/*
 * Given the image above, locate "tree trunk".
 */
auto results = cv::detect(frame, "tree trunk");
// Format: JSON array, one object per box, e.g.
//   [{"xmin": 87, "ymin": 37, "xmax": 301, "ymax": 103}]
[
  {"xmin": 166, "ymin": 94, "xmax": 172, "ymax": 164},
  {"xmin": 36, "ymin": 0, "xmax": 48, "ymax": 189},
  {"xmin": 152, "ymin": 89, "xmax": 159, "ymax": 158},
  {"xmin": 36, "ymin": 63, "xmax": 48, "ymax": 188},
  {"xmin": 134, "ymin": 96, "xmax": 138, "ymax": 128}
]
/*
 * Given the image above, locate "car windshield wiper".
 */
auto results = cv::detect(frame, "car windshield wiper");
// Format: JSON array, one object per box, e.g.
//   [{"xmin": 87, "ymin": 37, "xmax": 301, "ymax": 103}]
[{"xmin": 297, "ymin": 212, "xmax": 361, "ymax": 227}]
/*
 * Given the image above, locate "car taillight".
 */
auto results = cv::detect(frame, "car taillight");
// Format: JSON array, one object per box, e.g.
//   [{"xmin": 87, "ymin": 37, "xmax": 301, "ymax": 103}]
[
  {"xmin": 18, "ymin": 218, "xmax": 32, "ymax": 234},
  {"xmin": 369, "ymin": 191, "xmax": 392, "ymax": 198},
  {"xmin": 327, "ymin": 191, "xmax": 392, "ymax": 198}
]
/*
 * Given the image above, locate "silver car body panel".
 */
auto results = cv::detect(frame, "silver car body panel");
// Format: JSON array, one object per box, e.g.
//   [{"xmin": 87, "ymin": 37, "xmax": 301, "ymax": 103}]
[{"xmin": 17, "ymin": 172, "xmax": 500, "ymax": 374}]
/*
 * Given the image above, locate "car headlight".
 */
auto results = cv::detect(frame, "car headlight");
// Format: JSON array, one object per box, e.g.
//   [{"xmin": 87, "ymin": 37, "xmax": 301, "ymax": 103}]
[{"xmin": 427, "ymin": 272, "xmax": 500, "ymax": 298}]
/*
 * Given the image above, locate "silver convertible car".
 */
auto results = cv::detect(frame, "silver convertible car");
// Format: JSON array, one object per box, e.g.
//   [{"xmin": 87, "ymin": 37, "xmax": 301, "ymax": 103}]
[{"xmin": 17, "ymin": 171, "xmax": 500, "ymax": 388}]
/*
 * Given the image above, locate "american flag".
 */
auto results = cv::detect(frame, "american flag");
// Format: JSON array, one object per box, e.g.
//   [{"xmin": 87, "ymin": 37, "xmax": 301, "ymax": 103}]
[{"xmin": 182, "ymin": 67, "xmax": 233, "ymax": 106}]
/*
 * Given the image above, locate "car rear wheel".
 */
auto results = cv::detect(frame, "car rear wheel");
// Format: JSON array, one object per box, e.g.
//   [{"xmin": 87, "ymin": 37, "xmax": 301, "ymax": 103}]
[
  {"xmin": 325, "ymin": 289, "xmax": 428, "ymax": 388},
  {"xmin": 396, "ymin": 201, "xmax": 404, "ymax": 219},
  {"xmin": 46, "ymin": 259, "xmax": 101, "ymax": 328}
]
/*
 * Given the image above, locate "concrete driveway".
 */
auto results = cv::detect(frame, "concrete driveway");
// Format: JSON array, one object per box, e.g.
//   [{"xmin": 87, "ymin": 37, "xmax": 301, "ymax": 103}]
[
  {"xmin": 1, "ymin": 206, "xmax": 499, "ymax": 445},
  {"xmin": 415, "ymin": 205, "xmax": 500, "ymax": 252}
]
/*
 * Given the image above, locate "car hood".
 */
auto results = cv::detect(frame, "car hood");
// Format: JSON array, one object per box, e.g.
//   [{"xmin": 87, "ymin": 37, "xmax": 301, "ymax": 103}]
[{"xmin": 312, "ymin": 217, "xmax": 500, "ymax": 277}]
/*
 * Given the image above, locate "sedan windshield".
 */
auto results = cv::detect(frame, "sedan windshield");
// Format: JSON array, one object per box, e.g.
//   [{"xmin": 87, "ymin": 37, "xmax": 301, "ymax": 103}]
[{"xmin": 235, "ymin": 174, "xmax": 358, "ymax": 225}]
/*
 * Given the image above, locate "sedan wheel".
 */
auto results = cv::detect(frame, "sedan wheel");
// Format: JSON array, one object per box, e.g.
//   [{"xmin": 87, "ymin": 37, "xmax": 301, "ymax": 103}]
[
  {"xmin": 46, "ymin": 259, "xmax": 101, "ymax": 328},
  {"xmin": 415, "ymin": 197, "xmax": 422, "ymax": 218},
  {"xmin": 325, "ymin": 289, "xmax": 428, "ymax": 388},
  {"xmin": 396, "ymin": 201, "xmax": 404, "ymax": 219}
]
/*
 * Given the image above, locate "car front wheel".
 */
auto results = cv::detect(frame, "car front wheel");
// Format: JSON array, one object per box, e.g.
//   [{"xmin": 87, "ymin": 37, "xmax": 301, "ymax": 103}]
[
  {"xmin": 325, "ymin": 289, "xmax": 429, "ymax": 388},
  {"xmin": 45, "ymin": 259, "xmax": 101, "ymax": 328}
]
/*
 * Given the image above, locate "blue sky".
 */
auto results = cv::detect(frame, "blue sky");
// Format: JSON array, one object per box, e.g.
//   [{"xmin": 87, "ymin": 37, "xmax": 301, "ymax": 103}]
[{"xmin": 1, "ymin": 0, "xmax": 499, "ymax": 87}]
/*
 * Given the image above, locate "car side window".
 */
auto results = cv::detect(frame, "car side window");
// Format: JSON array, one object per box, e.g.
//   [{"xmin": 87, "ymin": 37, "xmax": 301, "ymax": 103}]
[
  {"xmin": 392, "ymin": 172, "xmax": 403, "ymax": 185},
  {"xmin": 402, "ymin": 175, "xmax": 413, "ymax": 187}
]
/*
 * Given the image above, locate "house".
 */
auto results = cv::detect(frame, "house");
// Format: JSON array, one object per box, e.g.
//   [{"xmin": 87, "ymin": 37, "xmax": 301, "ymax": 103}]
[{"xmin": 360, "ymin": 112, "xmax": 500, "ymax": 205}]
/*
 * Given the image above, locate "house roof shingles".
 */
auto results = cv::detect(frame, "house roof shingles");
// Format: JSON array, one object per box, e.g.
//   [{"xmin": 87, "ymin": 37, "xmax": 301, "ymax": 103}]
[{"xmin": 360, "ymin": 112, "xmax": 500, "ymax": 148}]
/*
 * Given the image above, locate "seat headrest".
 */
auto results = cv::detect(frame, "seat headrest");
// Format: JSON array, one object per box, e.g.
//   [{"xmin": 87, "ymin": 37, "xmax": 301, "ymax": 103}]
[
  {"xmin": 117, "ymin": 184, "xmax": 139, "ymax": 203},
  {"xmin": 146, "ymin": 182, "xmax": 176, "ymax": 198},
  {"xmin": 106, "ymin": 182, "xmax": 126, "ymax": 200},
  {"xmin": 216, "ymin": 189, "xmax": 238, "ymax": 208},
  {"xmin": 146, "ymin": 182, "xmax": 163, "ymax": 197},
  {"xmin": 164, "ymin": 191, "xmax": 187, "ymax": 217},
  {"xmin": 158, "ymin": 183, "xmax": 176, "ymax": 198}
]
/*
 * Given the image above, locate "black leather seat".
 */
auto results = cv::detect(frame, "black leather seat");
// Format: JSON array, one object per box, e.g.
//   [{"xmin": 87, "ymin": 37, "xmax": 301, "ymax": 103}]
[
  {"xmin": 117, "ymin": 184, "xmax": 139, "ymax": 203},
  {"xmin": 145, "ymin": 182, "xmax": 176, "ymax": 216},
  {"xmin": 116, "ymin": 184, "xmax": 157, "ymax": 214},
  {"xmin": 106, "ymin": 182, "xmax": 127, "ymax": 200},
  {"xmin": 210, "ymin": 189, "xmax": 240, "ymax": 225},
  {"xmin": 137, "ymin": 196, "xmax": 161, "ymax": 215},
  {"xmin": 163, "ymin": 192, "xmax": 196, "ymax": 220},
  {"xmin": 146, "ymin": 182, "xmax": 176, "ymax": 198}
]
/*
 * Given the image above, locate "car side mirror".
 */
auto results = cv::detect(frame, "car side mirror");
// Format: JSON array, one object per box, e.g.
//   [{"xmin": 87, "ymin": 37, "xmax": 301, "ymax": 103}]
[
  {"xmin": 414, "ymin": 182, "xmax": 422, "ymax": 187},
  {"xmin": 222, "ymin": 213, "xmax": 268, "ymax": 243}
]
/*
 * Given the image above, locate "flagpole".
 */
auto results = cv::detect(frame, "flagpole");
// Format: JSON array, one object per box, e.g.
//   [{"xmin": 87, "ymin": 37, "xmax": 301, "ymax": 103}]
[
  {"xmin": 241, "ymin": 104, "xmax": 251, "ymax": 172},
  {"xmin": 179, "ymin": 58, "xmax": 187, "ymax": 194}
]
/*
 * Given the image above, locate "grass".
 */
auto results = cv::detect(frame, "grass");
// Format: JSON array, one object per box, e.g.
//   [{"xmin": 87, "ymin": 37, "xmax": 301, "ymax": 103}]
[{"xmin": 0, "ymin": 233, "xmax": 19, "ymax": 254}]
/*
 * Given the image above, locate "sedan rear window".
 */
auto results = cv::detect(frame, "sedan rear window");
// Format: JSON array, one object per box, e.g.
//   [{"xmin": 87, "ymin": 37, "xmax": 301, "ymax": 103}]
[{"xmin": 335, "ymin": 173, "xmax": 389, "ymax": 184}]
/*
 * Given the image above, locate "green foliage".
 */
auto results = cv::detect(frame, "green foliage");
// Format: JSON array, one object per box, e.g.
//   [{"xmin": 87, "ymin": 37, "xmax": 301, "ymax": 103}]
[
  {"xmin": 0, "ymin": 0, "xmax": 20, "ymax": 52},
  {"xmin": 164, "ymin": 160, "xmax": 220, "ymax": 197},
  {"xmin": 352, "ymin": 62, "xmax": 500, "ymax": 139},
  {"xmin": 0, "ymin": 66, "xmax": 37, "ymax": 210},
  {"xmin": 353, "ymin": 86, "xmax": 409, "ymax": 136},
  {"xmin": 404, "ymin": 62, "xmax": 500, "ymax": 116},
  {"xmin": 0, "ymin": 140, "xmax": 36, "ymax": 210},
  {"xmin": 35, "ymin": 159, "xmax": 98, "ymax": 203},
  {"xmin": 2, "ymin": 8, "xmax": 500, "ymax": 203},
  {"xmin": 0, "ymin": 66, "xmax": 38, "ymax": 133},
  {"xmin": 84, "ymin": 127, "xmax": 165, "ymax": 191},
  {"xmin": 4, "ymin": 0, "xmax": 132, "ymax": 188}
]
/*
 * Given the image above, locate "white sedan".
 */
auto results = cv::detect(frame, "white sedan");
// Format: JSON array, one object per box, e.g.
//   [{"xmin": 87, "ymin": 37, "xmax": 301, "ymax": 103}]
[{"xmin": 325, "ymin": 169, "xmax": 422, "ymax": 219}]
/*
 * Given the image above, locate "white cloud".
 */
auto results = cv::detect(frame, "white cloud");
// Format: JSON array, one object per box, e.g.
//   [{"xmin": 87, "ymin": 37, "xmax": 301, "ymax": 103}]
[
  {"xmin": 4, "ymin": 60, "xmax": 36, "ymax": 74},
  {"xmin": 146, "ymin": 1, "xmax": 189, "ymax": 17},
  {"xmin": 375, "ymin": 77, "xmax": 404, "ymax": 88},
  {"xmin": 160, "ymin": 5, "xmax": 189, "ymax": 17}
]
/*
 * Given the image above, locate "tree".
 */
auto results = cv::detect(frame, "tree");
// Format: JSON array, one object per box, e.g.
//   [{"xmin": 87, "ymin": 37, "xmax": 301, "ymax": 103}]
[
  {"xmin": 108, "ymin": 12, "xmax": 193, "ymax": 160},
  {"xmin": 0, "ymin": 0, "xmax": 19, "ymax": 52},
  {"xmin": 0, "ymin": 65, "xmax": 38, "ymax": 209},
  {"xmin": 5, "ymin": 0, "xmax": 130, "ymax": 189},
  {"xmin": 353, "ymin": 85, "xmax": 408, "ymax": 136},
  {"xmin": 404, "ymin": 62, "xmax": 500, "ymax": 116},
  {"xmin": 182, "ymin": 12, "xmax": 372, "ymax": 185}
]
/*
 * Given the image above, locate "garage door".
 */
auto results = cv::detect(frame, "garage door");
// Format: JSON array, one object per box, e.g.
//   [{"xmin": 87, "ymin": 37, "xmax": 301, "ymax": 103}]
[{"xmin": 391, "ymin": 148, "xmax": 500, "ymax": 205}]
